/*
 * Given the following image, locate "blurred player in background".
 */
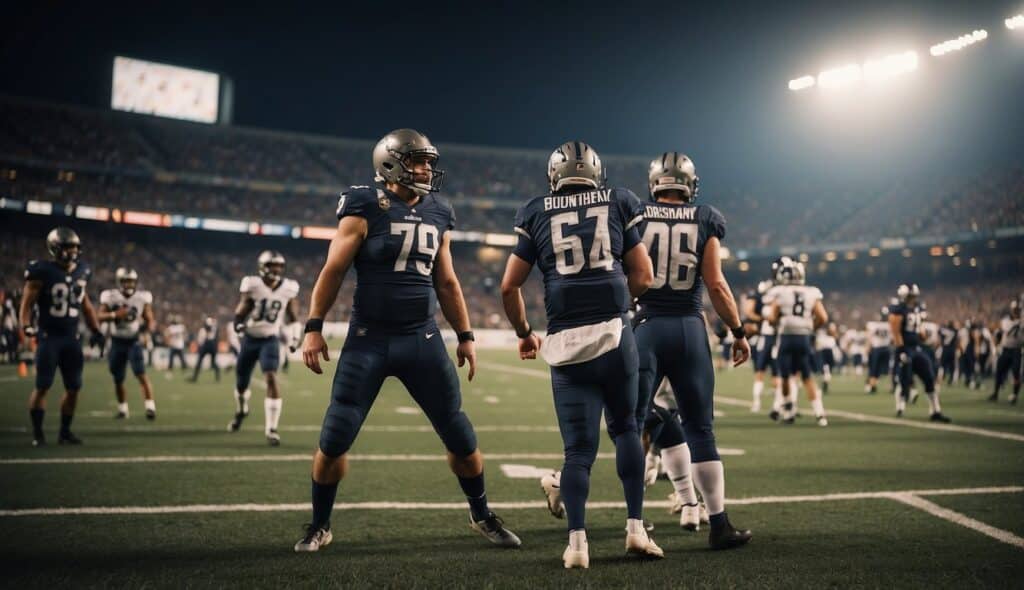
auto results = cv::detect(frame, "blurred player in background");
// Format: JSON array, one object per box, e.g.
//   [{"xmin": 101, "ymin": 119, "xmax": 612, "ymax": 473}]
[
  {"xmin": 190, "ymin": 317, "xmax": 221, "ymax": 383},
  {"xmin": 889, "ymin": 284, "xmax": 950, "ymax": 422},
  {"xmin": 99, "ymin": 267, "xmax": 157, "ymax": 420},
  {"xmin": 814, "ymin": 322, "xmax": 839, "ymax": 394},
  {"xmin": 20, "ymin": 227, "xmax": 105, "ymax": 446},
  {"xmin": 164, "ymin": 315, "xmax": 188, "ymax": 372},
  {"xmin": 938, "ymin": 320, "xmax": 959, "ymax": 385},
  {"xmin": 230, "ymin": 251, "xmax": 300, "ymax": 445},
  {"xmin": 989, "ymin": 299, "xmax": 1022, "ymax": 404},
  {"xmin": 743, "ymin": 278, "xmax": 779, "ymax": 414},
  {"xmin": 502, "ymin": 140, "xmax": 659, "ymax": 567},
  {"xmin": 865, "ymin": 306, "xmax": 892, "ymax": 394}
]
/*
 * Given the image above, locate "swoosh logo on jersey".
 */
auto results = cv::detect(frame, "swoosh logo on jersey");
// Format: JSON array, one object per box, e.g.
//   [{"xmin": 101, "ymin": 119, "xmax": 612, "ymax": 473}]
[{"xmin": 426, "ymin": 332, "xmax": 436, "ymax": 339}]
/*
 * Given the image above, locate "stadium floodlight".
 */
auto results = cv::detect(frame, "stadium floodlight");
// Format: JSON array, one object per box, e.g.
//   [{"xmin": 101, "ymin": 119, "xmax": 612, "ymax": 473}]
[
  {"xmin": 862, "ymin": 50, "xmax": 918, "ymax": 82},
  {"xmin": 817, "ymin": 63, "xmax": 862, "ymax": 89},
  {"xmin": 930, "ymin": 29, "xmax": 988, "ymax": 56},
  {"xmin": 1007, "ymin": 14, "xmax": 1024, "ymax": 30},
  {"xmin": 788, "ymin": 75, "xmax": 816, "ymax": 91}
]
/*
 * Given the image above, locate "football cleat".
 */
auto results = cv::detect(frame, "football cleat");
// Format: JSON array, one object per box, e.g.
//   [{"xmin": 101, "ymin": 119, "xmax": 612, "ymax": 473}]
[
  {"xmin": 115, "ymin": 411, "xmax": 128, "ymax": 420},
  {"xmin": 266, "ymin": 429, "xmax": 281, "ymax": 446},
  {"xmin": 929, "ymin": 412, "xmax": 952, "ymax": 423},
  {"xmin": 32, "ymin": 434, "xmax": 46, "ymax": 447},
  {"xmin": 294, "ymin": 523, "xmax": 332, "ymax": 552},
  {"xmin": 541, "ymin": 472, "xmax": 564, "ymax": 519},
  {"xmin": 768, "ymin": 410, "xmax": 780, "ymax": 422},
  {"xmin": 470, "ymin": 512, "xmax": 521, "ymax": 548},
  {"xmin": 563, "ymin": 541, "xmax": 589, "ymax": 569},
  {"xmin": 896, "ymin": 408, "xmax": 904, "ymax": 417},
  {"xmin": 709, "ymin": 516, "xmax": 752, "ymax": 550},
  {"xmin": 625, "ymin": 525, "xmax": 664, "ymax": 559},
  {"xmin": 816, "ymin": 416, "xmax": 829, "ymax": 427},
  {"xmin": 680, "ymin": 503, "xmax": 700, "ymax": 531},
  {"xmin": 58, "ymin": 432, "xmax": 83, "ymax": 445},
  {"xmin": 145, "ymin": 409, "xmax": 156, "ymax": 421},
  {"xmin": 643, "ymin": 449, "xmax": 661, "ymax": 487},
  {"xmin": 227, "ymin": 412, "xmax": 246, "ymax": 432},
  {"xmin": 987, "ymin": 392, "xmax": 998, "ymax": 402}
]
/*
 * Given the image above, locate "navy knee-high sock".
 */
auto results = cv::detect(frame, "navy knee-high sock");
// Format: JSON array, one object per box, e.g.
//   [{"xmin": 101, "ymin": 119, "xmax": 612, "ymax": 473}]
[
  {"xmin": 613, "ymin": 431, "xmax": 645, "ymax": 521},
  {"xmin": 457, "ymin": 474, "xmax": 490, "ymax": 521},
  {"xmin": 560, "ymin": 461, "xmax": 591, "ymax": 531},
  {"xmin": 311, "ymin": 479, "xmax": 339, "ymax": 530}
]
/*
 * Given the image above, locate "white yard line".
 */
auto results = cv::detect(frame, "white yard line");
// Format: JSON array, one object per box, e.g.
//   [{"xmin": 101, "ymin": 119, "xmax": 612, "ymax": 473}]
[
  {"xmin": 890, "ymin": 493, "xmax": 1024, "ymax": 549},
  {"xmin": 1, "ymin": 485, "xmax": 1019, "ymax": 518},
  {"xmin": 0, "ymin": 424, "xmax": 564, "ymax": 434},
  {"xmin": 0, "ymin": 448, "xmax": 745, "ymax": 465}
]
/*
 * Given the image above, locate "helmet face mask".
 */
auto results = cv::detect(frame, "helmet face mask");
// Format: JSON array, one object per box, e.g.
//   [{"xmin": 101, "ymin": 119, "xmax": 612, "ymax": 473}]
[
  {"xmin": 373, "ymin": 129, "xmax": 445, "ymax": 197},
  {"xmin": 116, "ymin": 267, "xmax": 139, "ymax": 297},
  {"xmin": 258, "ymin": 251, "xmax": 286, "ymax": 284},
  {"xmin": 648, "ymin": 152, "xmax": 700, "ymax": 202},
  {"xmin": 773, "ymin": 257, "xmax": 805, "ymax": 286},
  {"xmin": 547, "ymin": 141, "xmax": 605, "ymax": 192},
  {"xmin": 46, "ymin": 227, "xmax": 81, "ymax": 266}
]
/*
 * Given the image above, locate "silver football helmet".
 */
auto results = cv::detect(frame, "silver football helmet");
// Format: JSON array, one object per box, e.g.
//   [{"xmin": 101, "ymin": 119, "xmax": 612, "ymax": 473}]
[
  {"xmin": 46, "ymin": 226, "xmax": 81, "ymax": 265},
  {"xmin": 775, "ymin": 258, "xmax": 806, "ymax": 286},
  {"xmin": 648, "ymin": 152, "xmax": 700, "ymax": 201},
  {"xmin": 373, "ymin": 129, "xmax": 444, "ymax": 196},
  {"xmin": 116, "ymin": 267, "xmax": 139, "ymax": 296},
  {"xmin": 258, "ymin": 250, "xmax": 285, "ymax": 283},
  {"xmin": 547, "ymin": 141, "xmax": 605, "ymax": 192},
  {"xmin": 757, "ymin": 280, "xmax": 773, "ymax": 295},
  {"xmin": 897, "ymin": 283, "xmax": 920, "ymax": 303}
]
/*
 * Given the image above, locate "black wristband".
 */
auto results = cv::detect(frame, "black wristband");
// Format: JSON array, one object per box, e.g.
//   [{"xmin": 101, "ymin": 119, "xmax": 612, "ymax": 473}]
[
  {"xmin": 730, "ymin": 326, "xmax": 746, "ymax": 340},
  {"xmin": 515, "ymin": 325, "xmax": 533, "ymax": 339},
  {"xmin": 457, "ymin": 331, "xmax": 475, "ymax": 343},
  {"xmin": 304, "ymin": 318, "xmax": 324, "ymax": 333}
]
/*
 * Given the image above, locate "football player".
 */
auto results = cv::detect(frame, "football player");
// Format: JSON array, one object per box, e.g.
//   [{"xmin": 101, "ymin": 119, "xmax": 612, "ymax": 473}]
[
  {"xmin": 502, "ymin": 140, "xmax": 660, "ymax": 567},
  {"xmin": 632, "ymin": 152, "xmax": 752, "ymax": 549},
  {"xmin": 814, "ymin": 322, "xmax": 839, "ymax": 394},
  {"xmin": 989, "ymin": 299, "xmax": 1022, "ymax": 403},
  {"xmin": 865, "ymin": 306, "xmax": 893, "ymax": 394},
  {"xmin": 297, "ymin": 129, "xmax": 519, "ymax": 553},
  {"xmin": 190, "ymin": 317, "xmax": 221, "ymax": 383},
  {"xmin": 938, "ymin": 320, "xmax": 959, "ymax": 385},
  {"xmin": 743, "ymin": 277, "xmax": 781, "ymax": 414},
  {"xmin": 230, "ymin": 251, "xmax": 301, "ymax": 446},
  {"xmin": 164, "ymin": 315, "xmax": 188, "ymax": 371},
  {"xmin": 19, "ymin": 227, "xmax": 105, "ymax": 446},
  {"xmin": 98, "ymin": 268, "xmax": 157, "ymax": 419},
  {"xmin": 889, "ymin": 284, "xmax": 950, "ymax": 421},
  {"xmin": 958, "ymin": 319, "xmax": 977, "ymax": 388},
  {"xmin": 764, "ymin": 258, "xmax": 829, "ymax": 426}
]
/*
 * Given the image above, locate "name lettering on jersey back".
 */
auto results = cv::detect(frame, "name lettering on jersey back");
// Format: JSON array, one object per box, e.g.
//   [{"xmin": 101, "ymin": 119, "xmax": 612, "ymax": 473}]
[
  {"xmin": 644, "ymin": 205, "xmax": 696, "ymax": 221},
  {"xmin": 543, "ymin": 190, "xmax": 611, "ymax": 211}
]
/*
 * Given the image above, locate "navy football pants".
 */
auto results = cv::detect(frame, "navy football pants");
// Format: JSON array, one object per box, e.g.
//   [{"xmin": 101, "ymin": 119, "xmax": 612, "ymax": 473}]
[
  {"xmin": 108, "ymin": 337, "xmax": 146, "ymax": 384},
  {"xmin": 898, "ymin": 346, "xmax": 936, "ymax": 395},
  {"xmin": 319, "ymin": 322, "xmax": 477, "ymax": 458},
  {"xmin": 35, "ymin": 333, "xmax": 83, "ymax": 391}
]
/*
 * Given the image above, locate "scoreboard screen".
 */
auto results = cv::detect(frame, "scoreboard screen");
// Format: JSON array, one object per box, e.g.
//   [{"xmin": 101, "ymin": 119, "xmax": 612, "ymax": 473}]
[{"xmin": 111, "ymin": 56, "xmax": 220, "ymax": 123}]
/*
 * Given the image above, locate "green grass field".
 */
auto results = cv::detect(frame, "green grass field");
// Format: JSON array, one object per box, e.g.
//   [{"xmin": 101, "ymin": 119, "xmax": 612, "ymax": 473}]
[{"xmin": 1, "ymin": 346, "xmax": 1022, "ymax": 588}]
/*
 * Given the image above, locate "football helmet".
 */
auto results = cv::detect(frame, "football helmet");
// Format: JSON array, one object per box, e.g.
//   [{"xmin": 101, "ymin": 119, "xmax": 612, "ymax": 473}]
[
  {"xmin": 46, "ymin": 227, "xmax": 81, "ymax": 265},
  {"xmin": 116, "ymin": 267, "xmax": 139, "ymax": 296},
  {"xmin": 774, "ymin": 258, "xmax": 805, "ymax": 286},
  {"xmin": 258, "ymin": 250, "xmax": 285, "ymax": 283},
  {"xmin": 547, "ymin": 141, "xmax": 605, "ymax": 192},
  {"xmin": 880, "ymin": 306, "xmax": 890, "ymax": 320},
  {"xmin": 757, "ymin": 280, "xmax": 773, "ymax": 295},
  {"xmin": 897, "ymin": 284, "xmax": 920, "ymax": 303},
  {"xmin": 1010, "ymin": 299, "xmax": 1021, "ymax": 319},
  {"xmin": 373, "ymin": 128, "xmax": 444, "ymax": 196},
  {"xmin": 648, "ymin": 152, "xmax": 700, "ymax": 201}
]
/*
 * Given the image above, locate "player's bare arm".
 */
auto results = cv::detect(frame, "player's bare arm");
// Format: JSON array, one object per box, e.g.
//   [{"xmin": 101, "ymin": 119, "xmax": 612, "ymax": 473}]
[
  {"xmin": 500, "ymin": 253, "xmax": 542, "ymax": 360},
  {"xmin": 302, "ymin": 215, "xmax": 366, "ymax": 374},
  {"xmin": 812, "ymin": 301, "xmax": 828, "ymax": 330},
  {"xmin": 142, "ymin": 303, "xmax": 156, "ymax": 333},
  {"xmin": 623, "ymin": 242, "xmax": 654, "ymax": 299},
  {"xmin": 19, "ymin": 279, "xmax": 41, "ymax": 336},
  {"xmin": 432, "ymin": 232, "xmax": 476, "ymax": 381},
  {"xmin": 81, "ymin": 292, "xmax": 102, "ymax": 333},
  {"xmin": 702, "ymin": 236, "xmax": 750, "ymax": 367}
]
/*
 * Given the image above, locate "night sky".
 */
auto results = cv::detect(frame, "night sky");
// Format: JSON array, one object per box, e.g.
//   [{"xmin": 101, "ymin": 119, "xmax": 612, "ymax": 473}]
[{"xmin": 3, "ymin": 1, "xmax": 1022, "ymax": 188}]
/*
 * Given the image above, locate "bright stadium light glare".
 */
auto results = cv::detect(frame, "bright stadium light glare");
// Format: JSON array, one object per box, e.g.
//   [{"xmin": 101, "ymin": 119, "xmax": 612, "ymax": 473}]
[
  {"xmin": 862, "ymin": 50, "xmax": 918, "ymax": 82},
  {"xmin": 1007, "ymin": 14, "xmax": 1024, "ymax": 30},
  {"xmin": 789, "ymin": 75, "xmax": 816, "ymax": 91},
  {"xmin": 817, "ymin": 63, "xmax": 862, "ymax": 89},
  {"xmin": 930, "ymin": 29, "xmax": 988, "ymax": 56}
]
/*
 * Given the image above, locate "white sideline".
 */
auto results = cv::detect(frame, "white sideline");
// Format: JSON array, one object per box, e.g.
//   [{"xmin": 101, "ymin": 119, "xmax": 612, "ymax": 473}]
[
  {"xmin": 0, "ymin": 424, "xmax": 564, "ymax": 434},
  {"xmin": 0, "ymin": 448, "xmax": 746, "ymax": 465},
  {"xmin": 890, "ymin": 493, "xmax": 1024, "ymax": 549}
]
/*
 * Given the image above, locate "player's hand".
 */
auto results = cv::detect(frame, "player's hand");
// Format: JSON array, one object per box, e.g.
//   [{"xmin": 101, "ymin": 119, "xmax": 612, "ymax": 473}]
[
  {"xmin": 22, "ymin": 325, "xmax": 37, "ymax": 339},
  {"xmin": 233, "ymin": 321, "xmax": 246, "ymax": 335},
  {"xmin": 113, "ymin": 308, "xmax": 130, "ymax": 320},
  {"xmin": 302, "ymin": 331, "xmax": 330, "ymax": 374},
  {"xmin": 519, "ymin": 332, "xmax": 542, "ymax": 360},
  {"xmin": 89, "ymin": 330, "xmax": 106, "ymax": 349},
  {"xmin": 457, "ymin": 340, "xmax": 477, "ymax": 381},
  {"xmin": 732, "ymin": 336, "xmax": 751, "ymax": 367}
]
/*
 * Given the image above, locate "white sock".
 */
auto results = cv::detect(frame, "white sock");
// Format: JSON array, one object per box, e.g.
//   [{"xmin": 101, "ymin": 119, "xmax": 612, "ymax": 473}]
[
  {"xmin": 692, "ymin": 461, "xmax": 725, "ymax": 516},
  {"xmin": 144, "ymin": 399, "xmax": 156, "ymax": 412},
  {"xmin": 772, "ymin": 386, "xmax": 783, "ymax": 411},
  {"xmin": 118, "ymin": 402, "xmax": 129, "ymax": 416},
  {"xmin": 568, "ymin": 529, "xmax": 587, "ymax": 550},
  {"xmin": 626, "ymin": 518, "xmax": 645, "ymax": 535},
  {"xmin": 926, "ymin": 391, "xmax": 941, "ymax": 414},
  {"xmin": 752, "ymin": 381, "xmax": 764, "ymax": 402},
  {"xmin": 823, "ymin": 365, "xmax": 831, "ymax": 382},
  {"xmin": 265, "ymin": 397, "xmax": 282, "ymax": 432},
  {"xmin": 660, "ymin": 443, "xmax": 698, "ymax": 505},
  {"xmin": 235, "ymin": 389, "xmax": 251, "ymax": 414},
  {"xmin": 812, "ymin": 397, "xmax": 825, "ymax": 418}
]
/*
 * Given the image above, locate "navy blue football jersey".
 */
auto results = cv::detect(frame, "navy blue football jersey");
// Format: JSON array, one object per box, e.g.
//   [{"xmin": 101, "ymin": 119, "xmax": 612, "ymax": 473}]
[
  {"xmin": 636, "ymin": 202, "xmax": 726, "ymax": 317},
  {"xmin": 24, "ymin": 259, "xmax": 92, "ymax": 336},
  {"xmin": 891, "ymin": 302, "xmax": 923, "ymax": 347},
  {"xmin": 512, "ymin": 187, "xmax": 645, "ymax": 333},
  {"xmin": 337, "ymin": 186, "xmax": 455, "ymax": 332}
]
